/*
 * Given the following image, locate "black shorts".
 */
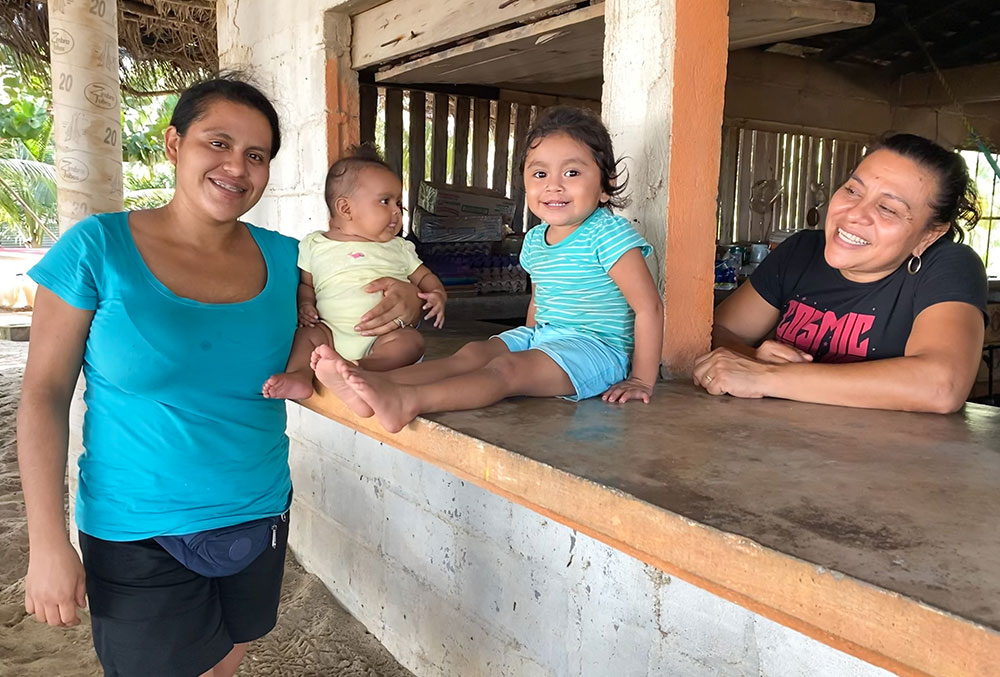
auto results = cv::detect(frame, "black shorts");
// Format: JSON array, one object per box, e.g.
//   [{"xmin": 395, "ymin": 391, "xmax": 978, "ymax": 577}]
[{"xmin": 79, "ymin": 514, "xmax": 289, "ymax": 677}]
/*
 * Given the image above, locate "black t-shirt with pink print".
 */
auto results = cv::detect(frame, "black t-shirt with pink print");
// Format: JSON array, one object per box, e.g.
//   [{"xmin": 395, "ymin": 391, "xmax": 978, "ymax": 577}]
[{"xmin": 749, "ymin": 230, "xmax": 987, "ymax": 363}]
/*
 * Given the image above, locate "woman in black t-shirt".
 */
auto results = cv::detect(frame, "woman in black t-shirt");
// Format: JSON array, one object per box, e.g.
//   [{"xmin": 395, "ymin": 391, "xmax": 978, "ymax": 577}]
[{"xmin": 694, "ymin": 133, "xmax": 988, "ymax": 413}]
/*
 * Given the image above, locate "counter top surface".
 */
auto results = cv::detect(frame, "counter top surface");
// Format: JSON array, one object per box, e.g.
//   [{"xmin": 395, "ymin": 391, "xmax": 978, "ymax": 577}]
[{"xmin": 422, "ymin": 381, "xmax": 999, "ymax": 631}]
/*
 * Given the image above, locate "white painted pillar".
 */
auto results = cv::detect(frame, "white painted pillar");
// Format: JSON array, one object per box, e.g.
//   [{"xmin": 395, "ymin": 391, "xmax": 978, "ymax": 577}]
[
  {"xmin": 601, "ymin": 0, "xmax": 675, "ymax": 289},
  {"xmin": 602, "ymin": 0, "xmax": 728, "ymax": 375},
  {"xmin": 48, "ymin": 0, "xmax": 123, "ymax": 233}
]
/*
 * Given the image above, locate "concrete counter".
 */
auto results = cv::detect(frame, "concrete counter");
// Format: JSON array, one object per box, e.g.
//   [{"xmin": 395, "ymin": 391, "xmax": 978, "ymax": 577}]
[{"xmin": 297, "ymin": 373, "xmax": 999, "ymax": 675}]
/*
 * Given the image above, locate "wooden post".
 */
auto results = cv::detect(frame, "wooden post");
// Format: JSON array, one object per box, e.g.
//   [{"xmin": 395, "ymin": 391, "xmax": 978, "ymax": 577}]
[
  {"xmin": 48, "ymin": 0, "xmax": 122, "ymax": 232},
  {"xmin": 360, "ymin": 85, "xmax": 378, "ymax": 146},
  {"xmin": 717, "ymin": 126, "xmax": 738, "ymax": 245},
  {"xmin": 603, "ymin": 0, "xmax": 729, "ymax": 376},
  {"xmin": 431, "ymin": 93, "xmax": 449, "ymax": 184},
  {"xmin": 384, "ymin": 88, "xmax": 404, "ymax": 175},
  {"xmin": 325, "ymin": 12, "xmax": 360, "ymax": 166},
  {"xmin": 493, "ymin": 100, "xmax": 512, "ymax": 194},
  {"xmin": 735, "ymin": 129, "xmax": 754, "ymax": 241},
  {"xmin": 453, "ymin": 96, "xmax": 471, "ymax": 186},
  {"xmin": 408, "ymin": 90, "xmax": 426, "ymax": 219},
  {"xmin": 524, "ymin": 106, "xmax": 541, "ymax": 229},
  {"xmin": 510, "ymin": 103, "xmax": 530, "ymax": 232},
  {"xmin": 471, "ymin": 98, "xmax": 490, "ymax": 188}
]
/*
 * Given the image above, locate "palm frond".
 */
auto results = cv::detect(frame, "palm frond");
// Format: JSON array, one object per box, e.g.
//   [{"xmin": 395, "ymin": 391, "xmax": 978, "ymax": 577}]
[
  {"xmin": 124, "ymin": 186, "xmax": 173, "ymax": 210},
  {"xmin": 0, "ymin": 156, "xmax": 56, "ymax": 186}
]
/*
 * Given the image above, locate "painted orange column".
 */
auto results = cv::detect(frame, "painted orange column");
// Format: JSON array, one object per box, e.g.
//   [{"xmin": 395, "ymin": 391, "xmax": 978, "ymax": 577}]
[
  {"xmin": 662, "ymin": 0, "xmax": 729, "ymax": 375},
  {"xmin": 324, "ymin": 13, "xmax": 360, "ymax": 166}
]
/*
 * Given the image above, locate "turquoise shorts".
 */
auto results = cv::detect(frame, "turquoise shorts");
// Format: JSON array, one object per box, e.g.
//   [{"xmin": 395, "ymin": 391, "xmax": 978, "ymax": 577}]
[{"xmin": 495, "ymin": 324, "xmax": 629, "ymax": 401}]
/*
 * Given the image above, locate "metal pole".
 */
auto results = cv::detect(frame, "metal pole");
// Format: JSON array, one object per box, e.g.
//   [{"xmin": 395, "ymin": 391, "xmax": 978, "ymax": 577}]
[{"xmin": 48, "ymin": 0, "xmax": 122, "ymax": 233}]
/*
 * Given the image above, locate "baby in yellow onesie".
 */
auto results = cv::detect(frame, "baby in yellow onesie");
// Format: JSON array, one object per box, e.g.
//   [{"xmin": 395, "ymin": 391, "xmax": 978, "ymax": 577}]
[{"xmin": 262, "ymin": 145, "xmax": 445, "ymax": 400}]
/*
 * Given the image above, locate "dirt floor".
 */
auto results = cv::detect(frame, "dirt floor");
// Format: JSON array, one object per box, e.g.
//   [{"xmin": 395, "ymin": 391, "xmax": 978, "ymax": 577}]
[{"xmin": 0, "ymin": 340, "xmax": 414, "ymax": 677}]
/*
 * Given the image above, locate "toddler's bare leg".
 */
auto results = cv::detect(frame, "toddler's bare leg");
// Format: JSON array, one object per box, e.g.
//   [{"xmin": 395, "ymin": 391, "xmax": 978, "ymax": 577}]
[
  {"xmin": 358, "ymin": 327, "xmax": 424, "ymax": 372},
  {"xmin": 377, "ymin": 338, "xmax": 511, "ymax": 385},
  {"xmin": 262, "ymin": 324, "xmax": 332, "ymax": 399},
  {"xmin": 345, "ymin": 348, "xmax": 574, "ymax": 433}
]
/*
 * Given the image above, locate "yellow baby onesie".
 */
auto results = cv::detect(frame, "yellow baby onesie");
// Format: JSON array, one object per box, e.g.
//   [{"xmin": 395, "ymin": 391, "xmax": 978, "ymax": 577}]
[{"xmin": 298, "ymin": 232, "xmax": 423, "ymax": 360}]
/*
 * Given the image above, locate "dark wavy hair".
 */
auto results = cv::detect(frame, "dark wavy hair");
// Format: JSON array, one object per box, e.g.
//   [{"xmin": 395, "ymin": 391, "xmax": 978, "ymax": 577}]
[
  {"xmin": 517, "ymin": 106, "xmax": 629, "ymax": 210},
  {"xmin": 169, "ymin": 71, "xmax": 281, "ymax": 158},
  {"xmin": 867, "ymin": 133, "xmax": 980, "ymax": 243},
  {"xmin": 323, "ymin": 143, "xmax": 396, "ymax": 214}
]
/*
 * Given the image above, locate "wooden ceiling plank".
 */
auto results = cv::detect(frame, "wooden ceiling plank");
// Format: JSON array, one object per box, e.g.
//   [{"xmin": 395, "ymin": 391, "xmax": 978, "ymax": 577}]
[
  {"xmin": 352, "ymin": 0, "xmax": 581, "ymax": 70},
  {"xmin": 375, "ymin": 4, "xmax": 605, "ymax": 86},
  {"xmin": 896, "ymin": 60, "xmax": 1000, "ymax": 107},
  {"xmin": 729, "ymin": 0, "xmax": 875, "ymax": 51}
]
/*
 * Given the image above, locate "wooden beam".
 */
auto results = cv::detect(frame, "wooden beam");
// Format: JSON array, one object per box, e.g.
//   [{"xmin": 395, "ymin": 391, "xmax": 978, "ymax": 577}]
[
  {"xmin": 352, "ymin": 0, "xmax": 580, "ymax": 69},
  {"xmin": 729, "ymin": 0, "xmax": 875, "ymax": 50},
  {"xmin": 896, "ymin": 61, "xmax": 1000, "ymax": 107},
  {"xmin": 498, "ymin": 88, "xmax": 599, "ymax": 112}
]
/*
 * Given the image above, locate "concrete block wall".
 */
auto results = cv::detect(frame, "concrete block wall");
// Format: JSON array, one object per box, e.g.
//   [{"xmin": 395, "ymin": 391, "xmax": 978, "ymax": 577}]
[{"xmin": 286, "ymin": 404, "xmax": 889, "ymax": 677}]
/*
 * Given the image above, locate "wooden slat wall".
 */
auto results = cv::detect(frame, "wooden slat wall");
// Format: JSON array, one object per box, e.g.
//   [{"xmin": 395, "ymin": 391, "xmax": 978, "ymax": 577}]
[
  {"xmin": 360, "ymin": 87, "xmax": 545, "ymax": 234},
  {"xmin": 717, "ymin": 125, "xmax": 869, "ymax": 244}
]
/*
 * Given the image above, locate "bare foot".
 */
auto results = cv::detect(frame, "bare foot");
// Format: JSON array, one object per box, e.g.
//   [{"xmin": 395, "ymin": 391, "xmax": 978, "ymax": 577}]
[
  {"xmin": 312, "ymin": 345, "xmax": 374, "ymax": 418},
  {"xmin": 262, "ymin": 370, "xmax": 315, "ymax": 400},
  {"xmin": 345, "ymin": 370, "xmax": 420, "ymax": 433}
]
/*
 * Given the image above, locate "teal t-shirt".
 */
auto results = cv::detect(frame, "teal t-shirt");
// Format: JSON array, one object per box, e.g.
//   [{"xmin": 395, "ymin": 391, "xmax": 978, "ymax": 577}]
[
  {"xmin": 520, "ymin": 208, "xmax": 652, "ymax": 355},
  {"xmin": 28, "ymin": 212, "xmax": 299, "ymax": 540}
]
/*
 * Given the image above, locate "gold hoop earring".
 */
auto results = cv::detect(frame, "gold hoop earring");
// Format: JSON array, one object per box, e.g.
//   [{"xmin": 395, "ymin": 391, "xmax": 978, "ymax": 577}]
[{"xmin": 907, "ymin": 254, "xmax": 922, "ymax": 275}]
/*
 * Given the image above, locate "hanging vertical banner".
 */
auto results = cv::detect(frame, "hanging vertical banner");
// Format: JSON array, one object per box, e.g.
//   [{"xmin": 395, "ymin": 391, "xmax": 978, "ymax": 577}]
[{"xmin": 49, "ymin": 0, "xmax": 122, "ymax": 233}]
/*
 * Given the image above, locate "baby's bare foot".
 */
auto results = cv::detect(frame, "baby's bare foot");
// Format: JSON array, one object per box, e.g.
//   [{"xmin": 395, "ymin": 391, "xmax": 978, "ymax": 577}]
[
  {"xmin": 345, "ymin": 371, "xmax": 419, "ymax": 433},
  {"xmin": 262, "ymin": 371, "xmax": 314, "ymax": 400},
  {"xmin": 313, "ymin": 346, "xmax": 374, "ymax": 418}
]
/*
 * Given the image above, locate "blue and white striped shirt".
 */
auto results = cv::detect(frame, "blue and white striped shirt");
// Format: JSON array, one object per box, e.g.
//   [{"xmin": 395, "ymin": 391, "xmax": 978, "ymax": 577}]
[{"xmin": 521, "ymin": 208, "xmax": 652, "ymax": 355}]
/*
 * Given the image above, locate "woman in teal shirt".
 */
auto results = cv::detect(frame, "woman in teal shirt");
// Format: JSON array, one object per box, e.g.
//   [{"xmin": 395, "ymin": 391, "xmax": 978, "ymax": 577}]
[{"xmin": 17, "ymin": 76, "xmax": 421, "ymax": 676}]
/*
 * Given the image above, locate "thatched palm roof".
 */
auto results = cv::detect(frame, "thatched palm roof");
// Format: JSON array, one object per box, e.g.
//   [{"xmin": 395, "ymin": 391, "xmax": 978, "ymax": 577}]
[{"xmin": 1, "ymin": 0, "xmax": 216, "ymax": 95}]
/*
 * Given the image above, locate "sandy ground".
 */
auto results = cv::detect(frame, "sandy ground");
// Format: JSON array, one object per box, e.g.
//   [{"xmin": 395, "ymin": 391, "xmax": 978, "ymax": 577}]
[{"xmin": 0, "ymin": 339, "xmax": 414, "ymax": 677}]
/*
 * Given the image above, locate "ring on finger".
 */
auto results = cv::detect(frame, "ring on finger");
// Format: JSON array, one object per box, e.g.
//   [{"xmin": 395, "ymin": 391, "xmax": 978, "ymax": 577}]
[
  {"xmin": 393, "ymin": 316, "xmax": 405, "ymax": 329},
  {"xmin": 705, "ymin": 374, "xmax": 714, "ymax": 383}
]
